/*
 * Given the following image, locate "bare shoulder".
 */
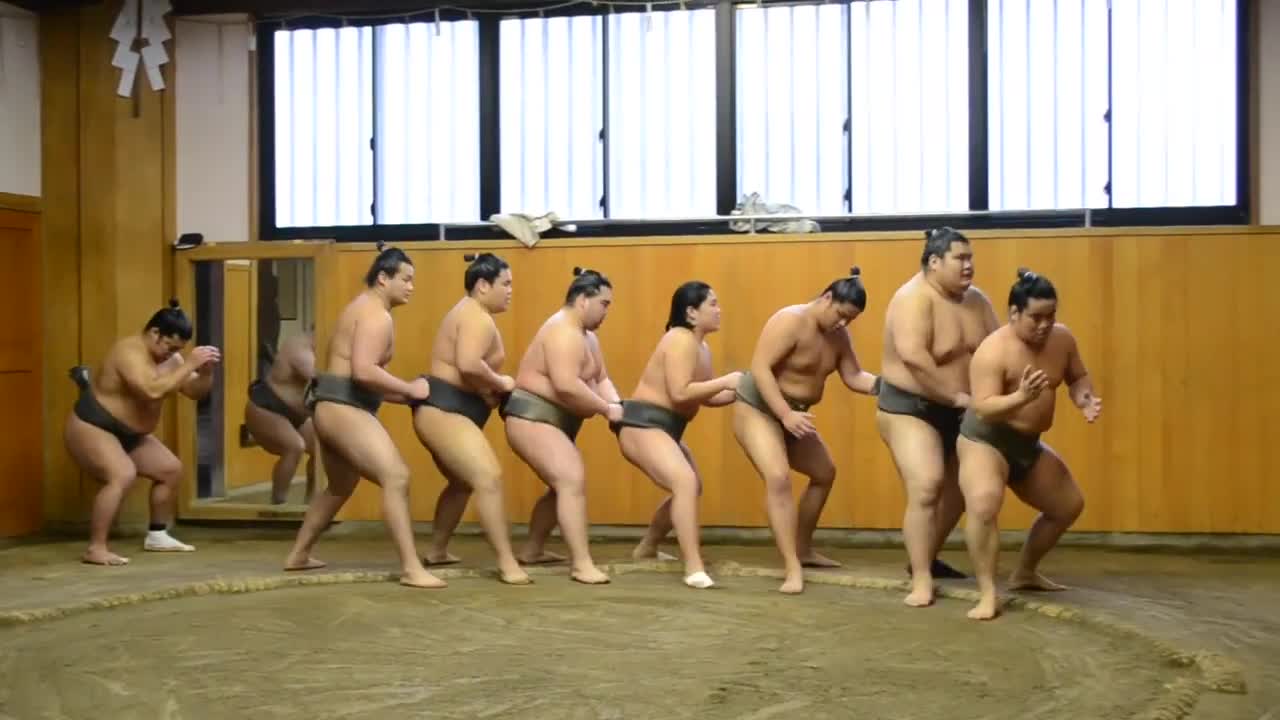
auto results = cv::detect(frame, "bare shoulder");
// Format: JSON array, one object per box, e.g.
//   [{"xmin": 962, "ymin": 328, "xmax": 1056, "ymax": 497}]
[
  {"xmin": 888, "ymin": 274, "xmax": 920, "ymax": 301},
  {"xmin": 107, "ymin": 336, "xmax": 147, "ymax": 366},
  {"xmin": 1049, "ymin": 323, "xmax": 1078, "ymax": 351},
  {"xmin": 764, "ymin": 304, "xmax": 806, "ymax": 330},
  {"xmin": 973, "ymin": 325, "xmax": 1011, "ymax": 360},
  {"xmin": 360, "ymin": 297, "xmax": 391, "ymax": 322},
  {"xmin": 663, "ymin": 327, "xmax": 698, "ymax": 350},
  {"xmin": 460, "ymin": 300, "xmax": 497, "ymax": 331},
  {"xmin": 963, "ymin": 284, "xmax": 996, "ymax": 311},
  {"xmin": 542, "ymin": 318, "xmax": 583, "ymax": 350},
  {"xmin": 888, "ymin": 281, "xmax": 933, "ymax": 323},
  {"xmin": 107, "ymin": 335, "xmax": 138, "ymax": 358}
]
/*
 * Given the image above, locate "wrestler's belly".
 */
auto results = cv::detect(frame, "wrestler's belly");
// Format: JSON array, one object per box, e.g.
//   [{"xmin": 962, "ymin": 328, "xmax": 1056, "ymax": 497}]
[
  {"xmin": 1003, "ymin": 394, "xmax": 1057, "ymax": 435},
  {"xmin": 879, "ymin": 357, "xmax": 971, "ymax": 406},
  {"xmin": 95, "ymin": 391, "xmax": 162, "ymax": 434},
  {"xmin": 514, "ymin": 374, "xmax": 574, "ymax": 408},
  {"xmin": 774, "ymin": 369, "xmax": 830, "ymax": 406},
  {"xmin": 428, "ymin": 361, "xmax": 485, "ymax": 396},
  {"xmin": 629, "ymin": 382, "xmax": 700, "ymax": 421}
]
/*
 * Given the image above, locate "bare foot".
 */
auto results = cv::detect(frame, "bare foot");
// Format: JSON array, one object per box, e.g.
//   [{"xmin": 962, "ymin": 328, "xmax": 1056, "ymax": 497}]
[
  {"xmin": 903, "ymin": 580, "xmax": 934, "ymax": 607},
  {"xmin": 283, "ymin": 556, "xmax": 327, "ymax": 572},
  {"xmin": 967, "ymin": 594, "xmax": 1000, "ymax": 620},
  {"xmin": 399, "ymin": 569, "xmax": 448, "ymax": 589},
  {"xmin": 570, "ymin": 566, "xmax": 611, "ymax": 584},
  {"xmin": 799, "ymin": 551, "xmax": 842, "ymax": 568},
  {"xmin": 1008, "ymin": 570, "xmax": 1069, "ymax": 591},
  {"xmin": 491, "ymin": 566, "xmax": 527, "ymax": 584},
  {"xmin": 517, "ymin": 550, "xmax": 567, "ymax": 565},
  {"xmin": 422, "ymin": 551, "xmax": 462, "ymax": 566},
  {"xmin": 82, "ymin": 549, "xmax": 129, "ymax": 566},
  {"xmin": 631, "ymin": 541, "xmax": 658, "ymax": 560},
  {"xmin": 779, "ymin": 572, "xmax": 804, "ymax": 594}
]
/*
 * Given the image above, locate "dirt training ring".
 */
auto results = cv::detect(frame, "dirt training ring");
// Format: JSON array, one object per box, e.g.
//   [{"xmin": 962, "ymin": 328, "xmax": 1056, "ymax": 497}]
[{"xmin": 0, "ymin": 559, "xmax": 1246, "ymax": 720}]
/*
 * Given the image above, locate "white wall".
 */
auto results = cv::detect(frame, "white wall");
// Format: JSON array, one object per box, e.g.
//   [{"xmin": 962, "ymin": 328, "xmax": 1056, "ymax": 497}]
[
  {"xmin": 1258, "ymin": 0, "xmax": 1280, "ymax": 225},
  {"xmin": 175, "ymin": 14, "xmax": 252, "ymax": 242},
  {"xmin": 0, "ymin": 2, "xmax": 39, "ymax": 197}
]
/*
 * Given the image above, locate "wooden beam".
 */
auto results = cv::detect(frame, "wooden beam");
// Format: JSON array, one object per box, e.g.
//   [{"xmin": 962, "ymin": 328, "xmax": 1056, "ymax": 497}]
[{"xmin": 0, "ymin": 193, "xmax": 39, "ymax": 214}]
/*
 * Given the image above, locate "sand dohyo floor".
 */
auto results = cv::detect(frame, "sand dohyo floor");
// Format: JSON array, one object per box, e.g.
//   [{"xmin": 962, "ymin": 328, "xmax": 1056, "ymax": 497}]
[{"xmin": 0, "ymin": 528, "xmax": 1276, "ymax": 720}]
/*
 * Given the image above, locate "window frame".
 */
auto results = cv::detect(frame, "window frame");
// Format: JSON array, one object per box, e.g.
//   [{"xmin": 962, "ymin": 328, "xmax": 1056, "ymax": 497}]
[{"xmin": 255, "ymin": 0, "xmax": 1251, "ymax": 243}]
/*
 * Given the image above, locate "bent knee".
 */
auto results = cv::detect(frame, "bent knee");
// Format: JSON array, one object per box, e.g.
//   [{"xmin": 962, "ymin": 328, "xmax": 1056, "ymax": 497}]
[
  {"xmin": 806, "ymin": 464, "xmax": 836, "ymax": 487},
  {"xmin": 463, "ymin": 469, "xmax": 503, "ymax": 494},
  {"xmin": 1053, "ymin": 487, "xmax": 1084, "ymax": 524},
  {"xmin": 668, "ymin": 470, "xmax": 699, "ymax": 497},
  {"xmin": 763, "ymin": 470, "xmax": 792, "ymax": 495},
  {"xmin": 282, "ymin": 437, "xmax": 307, "ymax": 458},
  {"xmin": 555, "ymin": 474, "xmax": 587, "ymax": 497},
  {"xmin": 907, "ymin": 483, "xmax": 944, "ymax": 508},
  {"xmin": 965, "ymin": 489, "xmax": 1004, "ymax": 522},
  {"xmin": 379, "ymin": 464, "xmax": 412, "ymax": 492},
  {"xmin": 103, "ymin": 469, "xmax": 138, "ymax": 488},
  {"xmin": 541, "ymin": 462, "xmax": 586, "ymax": 496},
  {"xmin": 150, "ymin": 463, "xmax": 183, "ymax": 486}
]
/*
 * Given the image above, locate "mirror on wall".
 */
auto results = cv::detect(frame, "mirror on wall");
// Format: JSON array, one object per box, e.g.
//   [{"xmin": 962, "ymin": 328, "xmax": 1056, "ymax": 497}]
[{"xmin": 192, "ymin": 257, "xmax": 317, "ymax": 512}]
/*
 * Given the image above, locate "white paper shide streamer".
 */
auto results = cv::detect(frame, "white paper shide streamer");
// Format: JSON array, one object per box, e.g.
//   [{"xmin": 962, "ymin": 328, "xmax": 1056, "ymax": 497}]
[{"xmin": 111, "ymin": 0, "xmax": 172, "ymax": 98}]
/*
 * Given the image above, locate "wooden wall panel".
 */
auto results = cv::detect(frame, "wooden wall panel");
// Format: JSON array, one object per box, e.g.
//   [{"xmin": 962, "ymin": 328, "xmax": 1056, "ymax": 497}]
[
  {"xmin": 0, "ymin": 210, "xmax": 43, "ymax": 537},
  {"xmin": 314, "ymin": 229, "xmax": 1280, "ymax": 535},
  {"xmin": 40, "ymin": 8, "xmax": 85, "ymax": 528},
  {"xmin": 40, "ymin": 1, "xmax": 176, "ymax": 531}
]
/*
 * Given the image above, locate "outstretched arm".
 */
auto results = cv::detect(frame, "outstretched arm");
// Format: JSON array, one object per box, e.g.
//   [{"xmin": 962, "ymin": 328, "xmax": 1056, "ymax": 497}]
[
  {"xmin": 706, "ymin": 388, "xmax": 738, "ymax": 406},
  {"xmin": 835, "ymin": 327, "xmax": 880, "ymax": 395}
]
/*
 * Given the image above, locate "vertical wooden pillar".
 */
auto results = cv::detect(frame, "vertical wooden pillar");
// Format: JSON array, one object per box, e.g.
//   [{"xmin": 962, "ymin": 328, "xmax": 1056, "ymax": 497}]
[{"xmin": 40, "ymin": 0, "xmax": 175, "ymax": 532}]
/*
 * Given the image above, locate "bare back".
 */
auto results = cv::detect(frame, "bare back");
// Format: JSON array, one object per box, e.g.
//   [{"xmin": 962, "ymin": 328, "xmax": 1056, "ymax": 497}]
[
  {"xmin": 881, "ymin": 273, "xmax": 998, "ymax": 405},
  {"xmin": 972, "ymin": 324, "xmax": 1077, "ymax": 435},
  {"xmin": 326, "ymin": 293, "xmax": 394, "ymax": 377},
  {"xmin": 265, "ymin": 333, "xmax": 315, "ymax": 412},
  {"xmin": 763, "ymin": 305, "xmax": 845, "ymax": 405},
  {"xmin": 91, "ymin": 336, "xmax": 183, "ymax": 433},
  {"xmin": 429, "ymin": 297, "xmax": 505, "ymax": 392},
  {"xmin": 514, "ymin": 309, "xmax": 602, "ymax": 404},
  {"xmin": 629, "ymin": 329, "xmax": 714, "ymax": 420}
]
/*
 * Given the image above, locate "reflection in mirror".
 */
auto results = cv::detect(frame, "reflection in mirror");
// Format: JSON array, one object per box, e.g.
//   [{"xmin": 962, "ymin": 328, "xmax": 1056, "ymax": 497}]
[{"xmin": 193, "ymin": 258, "xmax": 316, "ymax": 511}]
